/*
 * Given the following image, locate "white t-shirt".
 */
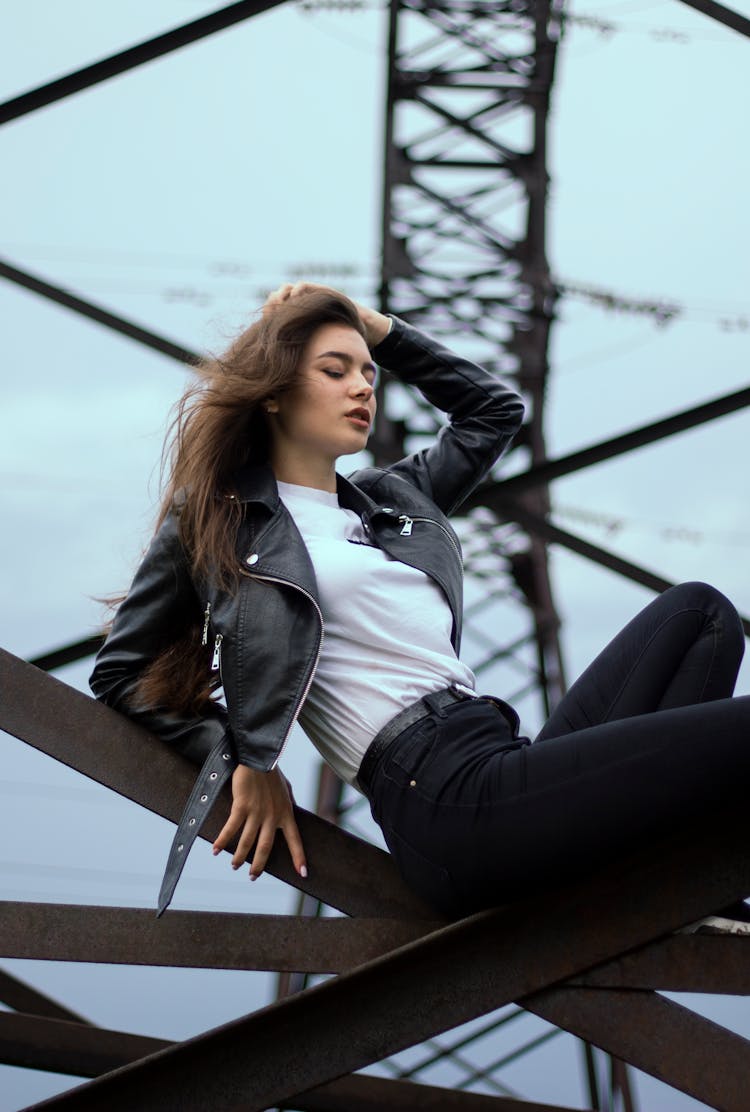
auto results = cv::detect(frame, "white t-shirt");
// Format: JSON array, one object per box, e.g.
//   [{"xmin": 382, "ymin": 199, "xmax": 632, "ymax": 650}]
[{"xmin": 277, "ymin": 480, "xmax": 475, "ymax": 785}]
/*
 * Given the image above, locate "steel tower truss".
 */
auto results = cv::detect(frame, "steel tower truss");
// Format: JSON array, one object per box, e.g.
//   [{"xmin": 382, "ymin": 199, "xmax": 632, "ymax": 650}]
[
  {"xmin": 375, "ymin": 0, "xmax": 566, "ymax": 720},
  {"xmin": 284, "ymin": 2, "xmax": 637, "ymax": 1107}
]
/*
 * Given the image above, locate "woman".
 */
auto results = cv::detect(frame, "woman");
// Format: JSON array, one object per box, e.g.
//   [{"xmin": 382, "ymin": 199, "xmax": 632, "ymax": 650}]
[{"xmin": 91, "ymin": 283, "xmax": 749, "ymax": 922}]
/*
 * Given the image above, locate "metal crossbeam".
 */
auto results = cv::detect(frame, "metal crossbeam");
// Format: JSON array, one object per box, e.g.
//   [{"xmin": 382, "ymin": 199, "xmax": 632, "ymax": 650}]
[
  {"xmin": 573, "ymin": 935, "xmax": 750, "ymax": 994},
  {"xmin": 483, "ymin": 383, "xmax": 750, "ymax": 497},
  {"xmin": 4, "ymin": 652, "xmax": 750, "ymax": 1107},
  {"xmin": 674, "ymin": 0, "xmax": 750, "ymax": 36},
  {"xmin": 491, "ymin": 501, "xmax": 750, "ymax": 636},
  {"xmin": 0, "ymin": 1012, "xmax": 167, "ymax": 1078},
  {"xmin": 0, "ymin": 970, "xmax": 89, "ymax": 1025},
  {"xmin": 0, "ymin": 258, "xmax": 197, "ymax": 364},
  {"xmin": 20, "ymin": 814, "xmax": 750, "ymax": 1109},
  {"xmin": 0, "ymin": 1016, "xmax": 580, "ymax": 1111},
  {"xmin": 0, "ymin": 902, "xmax": 438, "ymax": 973},
  {"xmin": 0, "ymin": 647, "xmax": 434, "ymax": 921},
  {"xmin": 0, "ymin": 0, "xmax": 288, "ymax": 126},
  {"xmin": 5, "ymin": 901, "xmax": 748, "ymax": 994},
  {"xmin": 527, "ymin": 986, "xmax": 750, "ymax": 1108}
]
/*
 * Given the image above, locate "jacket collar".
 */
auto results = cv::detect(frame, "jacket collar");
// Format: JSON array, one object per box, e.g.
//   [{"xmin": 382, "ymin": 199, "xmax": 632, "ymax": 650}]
[
  {"xmin": 230, "ymin": 463, "xmax": 380, "ymax": 518},
  {"xmin": 230, "ymin": 463, "xmax": 280, "ymax": 509}
]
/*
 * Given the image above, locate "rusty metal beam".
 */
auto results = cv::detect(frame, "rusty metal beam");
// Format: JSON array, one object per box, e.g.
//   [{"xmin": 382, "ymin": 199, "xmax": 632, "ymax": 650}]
[
  {"xmin": 572, "ymin": 934, "xmax": 750, "ymax": 994},
  {"xmin": 21, "ymin": 807, "xmax": 750, "ymax": 1110},
  {"xmin": 0, "ymin": 647, "xmax": 435, "ymax": 921},
  {"xmin": 0, "ymin": 902, "xmax": 438, "ymax": 972},
  {"xmin": 0, "ymin": 969, "xmax": 89, "ymax": 1024},
  {"xmin": 0, "ymin": 0, "xmax": 288, "ymax": 126},
  {"xmin": 279, "ymin": 1074, "xmax": 583, "ymax": 1112},
  {"xmin": 0, "ymin": 1012, "xmax": 166, "ymax": 1077},
  {"xmin": 526, "ymin": 986, "xmax": 750, "ymax": 1109},
  {"xmin": 0, "ymin": 258, "xmax": 198, "ymax": 365},
  {"xmin": 0, "ymin": 1012, "xmax": 580, "ymax": 1112}
]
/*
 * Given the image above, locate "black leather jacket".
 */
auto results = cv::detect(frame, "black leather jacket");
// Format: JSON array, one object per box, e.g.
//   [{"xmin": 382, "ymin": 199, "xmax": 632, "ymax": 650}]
[{"xmin": 90, "ymin": 317, "xmax": 525, "ymax": 775}]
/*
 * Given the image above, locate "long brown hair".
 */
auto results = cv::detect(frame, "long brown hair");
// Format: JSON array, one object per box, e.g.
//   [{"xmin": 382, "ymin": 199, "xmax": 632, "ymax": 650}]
[{"xmin": 135, "ymin": 287, "xmax": 367, "ymax": 715}]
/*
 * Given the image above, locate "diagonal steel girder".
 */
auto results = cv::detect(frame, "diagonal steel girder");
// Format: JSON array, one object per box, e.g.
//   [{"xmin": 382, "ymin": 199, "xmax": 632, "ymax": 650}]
[
  {"xmin": 0, "ymin": 970, "xmax": 89, "ymax": 1025},
  {"xmin": 0, "ymin": 0, "xmax": 289, "ymax": 126},
  {"xmin": 674, "ymin": 0, "xmax": 750, "ymax": 36},
  {"xmin": 3, "ymin": 647, "xmax": 750, "ymax": 1110},
  {"xmin": 0, "ymin": 647, "xmax": 434, "ymax": 920},
  {"xmin": 0, "ymin": 258, "xmax": 198, "ymax": 365},
  {"xmin": 478, "ymin": 383, "xmax": 750, "ymax": 497},
  {"xmin": 488, "ymin": 499, "xmax": 750, "ymax": 637},
  {"xmin": 0, "ymin": 1014, "xmax": 581, "ymax": 1112}
]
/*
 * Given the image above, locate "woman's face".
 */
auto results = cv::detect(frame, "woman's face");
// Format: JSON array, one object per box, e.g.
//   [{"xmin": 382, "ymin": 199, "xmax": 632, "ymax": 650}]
[{"xmin": 267, "ymin": 323, "xmax": 377, "ymax": 481}]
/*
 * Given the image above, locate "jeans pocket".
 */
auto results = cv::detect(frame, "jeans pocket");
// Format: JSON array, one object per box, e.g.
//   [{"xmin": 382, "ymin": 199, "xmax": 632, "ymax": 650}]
[{"xmin": 382, "ymin": 718, "xmax": 438, "ymax": 788}]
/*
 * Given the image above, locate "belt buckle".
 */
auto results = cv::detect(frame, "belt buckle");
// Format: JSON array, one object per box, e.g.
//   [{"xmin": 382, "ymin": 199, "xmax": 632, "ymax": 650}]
[{"xmin": 449, "ymin": 682, "xmax": 479, "ymax": 700}]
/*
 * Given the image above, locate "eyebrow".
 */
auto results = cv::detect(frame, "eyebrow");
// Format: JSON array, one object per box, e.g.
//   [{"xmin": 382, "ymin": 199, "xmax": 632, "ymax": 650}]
[{"xmin": 314, "ymin": 349, "xmax": 377, "ymax": 373}]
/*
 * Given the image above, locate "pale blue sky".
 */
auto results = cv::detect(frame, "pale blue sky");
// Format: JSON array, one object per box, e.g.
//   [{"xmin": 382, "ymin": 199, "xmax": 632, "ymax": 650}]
[{"xmin": 1, "ymin": 1, "xmax": 749, "ymax": 1108}]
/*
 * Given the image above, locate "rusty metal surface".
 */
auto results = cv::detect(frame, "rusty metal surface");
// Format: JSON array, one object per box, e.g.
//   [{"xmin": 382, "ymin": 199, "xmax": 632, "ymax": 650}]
[
  {"xmin": 1, "ymin": 1014, "xmax": 582, "ymax": 1112},
  {"xmin": 0, "ymin": 902, "xmax": 437, "ymax": 972},
  {"xmin": 22, "ymin": 808, "xmax": 750, "ymax": 1111},
  {"xmin": 0, "ymin": 647, "xmax": 436, "ymax": 921},
  {"xmin": 572, "ymin": 934, "xmax": 750, "ymax": 994},
  {"xmin": 0, "ymin": 1012, "xmax": 167, "ymax": 1078},
  {"xmin": 527, "ymin": 986, "xmax": 750, "ymax": 1111},
  {"xmin": 0, "ymin": 970, "xmax": 89, "ymax": 1025},
  {"xmin": 279, "ymin": 1074, "xmax": 586, "ymax": 1112}
]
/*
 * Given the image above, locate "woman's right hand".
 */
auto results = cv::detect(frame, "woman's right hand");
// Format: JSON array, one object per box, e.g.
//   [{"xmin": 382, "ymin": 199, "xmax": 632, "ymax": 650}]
[
  {"xmin": 212, "ymin": 764, "xmax": 307, "ymax": 881},
  {"xmin": 261, "ymin": 282, "xmax": 391, "ymax": 348}
]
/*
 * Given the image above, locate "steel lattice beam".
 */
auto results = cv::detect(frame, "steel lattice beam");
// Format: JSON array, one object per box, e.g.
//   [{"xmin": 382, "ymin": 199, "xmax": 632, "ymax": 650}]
[{"xmin": 0, "ymin": 0, "xmax": 288, "ymax": 126}]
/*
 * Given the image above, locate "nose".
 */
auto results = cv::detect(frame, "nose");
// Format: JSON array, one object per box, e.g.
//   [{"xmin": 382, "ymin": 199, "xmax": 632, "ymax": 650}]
[{"xmin": 352, "ymin": 374, "xmax": 374, "ymax": 400}]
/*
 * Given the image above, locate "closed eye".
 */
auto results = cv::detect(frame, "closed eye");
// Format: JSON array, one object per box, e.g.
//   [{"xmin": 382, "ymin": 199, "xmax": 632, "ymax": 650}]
[{"xmin": 322, "ymin": 369, "xmax": 344, "ymax": 379}]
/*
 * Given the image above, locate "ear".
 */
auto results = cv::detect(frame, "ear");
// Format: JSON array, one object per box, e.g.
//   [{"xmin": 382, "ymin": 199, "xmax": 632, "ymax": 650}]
[{"xmin": 263, "ymin": 396, "xmax": 279, "ymax": 414}]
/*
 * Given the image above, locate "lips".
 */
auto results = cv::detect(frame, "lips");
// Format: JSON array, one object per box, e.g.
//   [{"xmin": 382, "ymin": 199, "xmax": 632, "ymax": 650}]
[{"xmin": 345, "ymin": 407, "xmax": 371, "ymax": 428}]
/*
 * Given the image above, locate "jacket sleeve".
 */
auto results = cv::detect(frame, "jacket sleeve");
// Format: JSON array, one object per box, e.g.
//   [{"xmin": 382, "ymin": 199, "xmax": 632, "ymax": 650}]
[
  {"xmin": 89, "ymin": 508, "xmax": 230, "ymax": 767},
  {"xmin": 369, "ymin": 316, "xmax": 525, "ymax": 515}
]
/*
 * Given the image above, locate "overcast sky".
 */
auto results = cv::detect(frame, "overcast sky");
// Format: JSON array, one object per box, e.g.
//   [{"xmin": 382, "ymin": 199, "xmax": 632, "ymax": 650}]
[{"xmin": 1, "ymin": 1, "xmax": 749, "ymax": 1108}]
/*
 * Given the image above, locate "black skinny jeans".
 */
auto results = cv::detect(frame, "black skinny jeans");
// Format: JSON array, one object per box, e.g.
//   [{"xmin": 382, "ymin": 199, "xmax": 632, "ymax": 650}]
[{"xmin": 361, "ymin": 582, "xmax": 748, "ymax": 918}]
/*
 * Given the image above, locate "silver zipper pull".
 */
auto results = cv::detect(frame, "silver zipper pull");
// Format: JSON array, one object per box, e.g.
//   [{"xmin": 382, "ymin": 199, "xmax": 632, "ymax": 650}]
[
  {"xmin": 211, "ymin": 633, "xmax": 223, "ymax": 672},
  {"xmin": 201, "ymin": 603, "xmax": 211, "ymax": 646},
  {"xmin": 399, "ymin": 515, "xmax": 413, "ymax": 537}
]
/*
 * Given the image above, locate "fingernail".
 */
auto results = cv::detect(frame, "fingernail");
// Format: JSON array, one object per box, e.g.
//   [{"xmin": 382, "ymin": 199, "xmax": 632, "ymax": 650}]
[
  {"xmin": 299, "ymin": 865, "xmax": 308, "ymax": 879},
  {"xmin": 250, "ymin": 873, "xmax": 258, "ymax": 882},
  {"xmin": 231, "ymin": 862, "xmax": 239, "ymax": 871},
  {"xmin": 212, "ymin": 847, "xmax": 219, "ymax": 856}
]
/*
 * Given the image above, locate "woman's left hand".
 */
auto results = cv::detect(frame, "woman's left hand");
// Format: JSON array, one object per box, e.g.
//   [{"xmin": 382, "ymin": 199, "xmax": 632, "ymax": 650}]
[{"xmin": 212, "ymin": 764, "xmax": 307, "ymax": 882}]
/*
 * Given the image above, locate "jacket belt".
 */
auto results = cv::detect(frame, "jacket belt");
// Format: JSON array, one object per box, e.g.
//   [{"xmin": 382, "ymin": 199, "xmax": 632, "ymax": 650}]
[{"xmin": 157, "ymin": 739, "xmax": 237, "ymax": 917}]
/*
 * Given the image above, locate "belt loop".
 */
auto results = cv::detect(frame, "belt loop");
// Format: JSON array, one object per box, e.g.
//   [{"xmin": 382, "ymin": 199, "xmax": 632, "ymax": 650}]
[{"xmin": 423, "ymin": 689, "xmax": 451, "ymax": 717}]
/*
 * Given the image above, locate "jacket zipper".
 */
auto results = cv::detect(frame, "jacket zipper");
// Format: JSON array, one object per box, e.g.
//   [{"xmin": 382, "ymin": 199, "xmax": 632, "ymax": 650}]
[
  {"xmin": 239, "ymin": 566, "xmax": 324, "ymax": 768},
  {"xmin": 398, "ymin": 514, "xmax": 462, "ymax": 560},
  {"xmin": 211, "ymin": 633, "xmax": 223, "ymax": 672},
  {"xmin": 201, "ymin": 602, "xmax": 211, "ymax": 646}
]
